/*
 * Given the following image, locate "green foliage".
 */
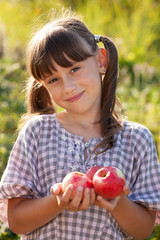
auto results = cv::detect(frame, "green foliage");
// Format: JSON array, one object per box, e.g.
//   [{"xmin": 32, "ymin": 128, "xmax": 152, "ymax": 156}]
[
  {"xmin": 118, "ymin": 72, "xmax": 160, "ymax": 156},
  {"xmin": 0, "ymin": 222, "xmax": 19, "ymax": 239},
  {"xmin": 152, "ymin": 225, "xmax": 160, "ymax": 240},
  {"xmin": 0, "ymin": 59, "xmax": 26, "ymax": 176},
  {"xmin": 64, "ymin": 0, "xmax": 160, "ymax": 69},
  {"xmin": 0, "ymin": 226, "xmax": 20, "ymax": 240},
  {"xmin": 0, "ymin": 0, "xmax": 160, "ymax": 239}
]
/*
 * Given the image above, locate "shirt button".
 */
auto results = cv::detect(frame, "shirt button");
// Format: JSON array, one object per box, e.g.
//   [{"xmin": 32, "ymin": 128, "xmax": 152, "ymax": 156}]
[
  {"xmin": 71, "ymin": 167, "xmax": 76, "ymax": 171},
  {"xmin": 85, "ymin": 142, "xmax": 89, "ymax": 148}
]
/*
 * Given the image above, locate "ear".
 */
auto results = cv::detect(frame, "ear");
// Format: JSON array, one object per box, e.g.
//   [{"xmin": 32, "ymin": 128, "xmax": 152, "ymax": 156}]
[{"xmin": 97, "ymin": 48, "xmax": 108, "ymax": 74}]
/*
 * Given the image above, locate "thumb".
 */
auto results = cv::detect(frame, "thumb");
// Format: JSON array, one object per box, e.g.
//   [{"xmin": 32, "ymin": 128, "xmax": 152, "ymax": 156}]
[
  {"xmin": 123, "ymin": 185, "xmax": 130, "ymax": 196},
  {"xmin": 50, "ymin": 183, "xmax": 62, "ymax": 195}
]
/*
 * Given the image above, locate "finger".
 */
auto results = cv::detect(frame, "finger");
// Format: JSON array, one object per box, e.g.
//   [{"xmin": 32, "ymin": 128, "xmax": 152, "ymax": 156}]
[
  {"xmin": 90, "ymin": 188, "xmax": 96, "ymax": 205},
  {"xmin": 62, "ymin": 184, "xmax": 74, "ymax": 200},
  {"xmin": 79, "ymin": 188, "xmax": 91, "ymax": 210},
  {"xmin": 96, "ymin": 196, "xmax": 113, "ymax": 209},
  {"xmin": 68, "ymin": 186, "xmax": 83, "ymax": 210},
  {"xmin": 58, "ymin": 185, "xmax": 74, "ymax": 209},
  {"xmin": 50, "ymin": 183, "xmax": 62, "ymax": 195},
  {"xmin": 71, "ymin": 186, "xmax": 84, "ymax": 206},
  {"xmin": 123, "ymin": 185, "xmax": 130, "ymax": 195},
  {"xmin": 96, "ymin": 195, "xmax": 120, "ymax": 211}
]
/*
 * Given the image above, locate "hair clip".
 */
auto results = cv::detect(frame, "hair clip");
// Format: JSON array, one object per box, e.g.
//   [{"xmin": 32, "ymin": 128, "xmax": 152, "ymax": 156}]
[{"xmin": 94, "ymin": 35, "xmax": 102, "ymax": 43}]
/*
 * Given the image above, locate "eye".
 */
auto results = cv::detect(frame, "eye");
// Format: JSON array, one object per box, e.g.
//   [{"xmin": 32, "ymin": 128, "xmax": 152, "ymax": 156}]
[
  {"xmin": 48, "ymin": 78, "xmax": 59, "ymax": 84},
  {"xmin": 71, "ymin": 67, "xmax": 80, "ymax": 73}
]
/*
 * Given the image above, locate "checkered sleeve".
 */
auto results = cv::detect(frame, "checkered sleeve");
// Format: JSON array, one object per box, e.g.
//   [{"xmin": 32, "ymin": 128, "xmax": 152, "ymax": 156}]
[
  {"xmin": 128, "ymin": 127, "xmax": 160, "ymax": 225},
  {"xmin": 0, "ymin": 117, "xmax": 42, "ymax": 225}
]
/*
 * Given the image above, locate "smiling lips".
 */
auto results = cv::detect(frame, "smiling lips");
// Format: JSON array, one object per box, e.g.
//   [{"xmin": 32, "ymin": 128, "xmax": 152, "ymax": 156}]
[{"xmin": 66, "ymin": 91, "xmax": 84, "ymax": 103}]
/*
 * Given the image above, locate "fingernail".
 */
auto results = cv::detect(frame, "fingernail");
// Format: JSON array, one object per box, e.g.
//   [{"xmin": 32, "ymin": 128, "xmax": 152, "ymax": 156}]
[
  {"xmin": 69, "ymin": 185, "xmax": 74, "ymax": 190},
  {"xmin": 52, "ymin": 186, "xmax": 58, "ymax": 194},
  {"xmin": 85, "ymin": 188, "xmax": 90, "ymax": 193},
  {"xmin": 97, "ymin": 196, "xmax": 102, "ymax": 201},
  {"xmin": 91, "ymin": 188, "xmax": 95, "ymax": 193},
  {"xmin": 53, "ymin": 186, "xmax": 58, "ymax": 191},
  {"xmin": 77, "ymin": 186, "xmax": 83, "ymax": 192}
]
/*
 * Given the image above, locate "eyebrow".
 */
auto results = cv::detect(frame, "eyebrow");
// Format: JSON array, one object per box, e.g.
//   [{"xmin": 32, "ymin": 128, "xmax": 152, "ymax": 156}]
[
  {"xmin": 43, "ymin": 60, "xmax": 79, "ymax": 80},
  {"xmin": 53, "ymin": 60, "xmax": 78, "ymax": 72}
]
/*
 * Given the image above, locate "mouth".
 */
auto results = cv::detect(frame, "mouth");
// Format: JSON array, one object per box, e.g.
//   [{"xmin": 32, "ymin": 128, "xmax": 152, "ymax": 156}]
[{"xmin": 66, "ymin": 91, "xmax": 84, "ymax": 103}]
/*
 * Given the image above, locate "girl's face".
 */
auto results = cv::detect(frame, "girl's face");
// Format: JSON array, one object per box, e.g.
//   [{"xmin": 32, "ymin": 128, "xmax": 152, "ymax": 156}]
[{"xmin": 43, "ymin": 51, "xmax": 102, "ymax": 118}]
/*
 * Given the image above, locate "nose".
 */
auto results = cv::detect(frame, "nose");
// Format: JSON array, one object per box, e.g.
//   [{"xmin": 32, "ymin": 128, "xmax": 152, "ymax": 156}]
[{"xmin": 63, "ymin": 75, "xmax": 76, "ymax": 94}]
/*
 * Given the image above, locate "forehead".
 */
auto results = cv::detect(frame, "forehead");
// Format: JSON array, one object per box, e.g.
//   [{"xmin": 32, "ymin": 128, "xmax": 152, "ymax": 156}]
[
  {"xmin": 34, "ymin": 30, "xmax": 96, "ymax": 80},
  {"xmin": 29, "ymin": 20, "xmax": 98, "ymax": 81},
  {"xmin": 42, "ymin": 55, "xmax": 78, "ymax": 79}
]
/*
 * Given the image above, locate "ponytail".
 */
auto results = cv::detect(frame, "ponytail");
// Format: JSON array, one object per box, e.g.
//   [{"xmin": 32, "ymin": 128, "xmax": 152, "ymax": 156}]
[
  {"xmin": 26, "ymin": 76, "xmax": 55, "ymax": 114},
  {"xmin": 18, "ymin": 77, "xmax": 55, "ymax": 130},
  {"xmin": 93, "ymin": 36, "xmax": 122, "ymax": 153}
]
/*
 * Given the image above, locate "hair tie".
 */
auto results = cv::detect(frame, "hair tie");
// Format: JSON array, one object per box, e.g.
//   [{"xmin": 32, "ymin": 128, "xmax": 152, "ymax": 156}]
[{"xmin": 94, "ymin": 35, "xmax": 102, "ymax": 43}]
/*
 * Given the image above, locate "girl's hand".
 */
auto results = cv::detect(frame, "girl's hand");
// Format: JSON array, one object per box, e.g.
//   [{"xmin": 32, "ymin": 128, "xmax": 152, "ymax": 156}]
[
  {"xmin": 50, "ymin": 183, "xmax": 96, "ymax": 212},
  {"xmin": 94, "ymin": 185, "xmax": 130, "ymax": 212}
]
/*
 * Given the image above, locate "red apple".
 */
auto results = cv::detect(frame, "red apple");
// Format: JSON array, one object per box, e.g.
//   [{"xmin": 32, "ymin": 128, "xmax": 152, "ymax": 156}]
[
  {"xmin": 86, "ymin": 166, "xmax": 102, "ymax": 181},
  {"xmin": 93, "ymin": 166, "xmax": 126, "ymax": 199},
  {"xmin": 62, "ymin": 171, "xmax": 93, "ymax": 200}
]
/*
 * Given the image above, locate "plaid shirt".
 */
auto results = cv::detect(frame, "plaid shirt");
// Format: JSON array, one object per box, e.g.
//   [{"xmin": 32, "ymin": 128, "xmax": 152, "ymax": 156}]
[{"xmin": 0, "ymin": 114, "xmax": 160, "ymax": 240}]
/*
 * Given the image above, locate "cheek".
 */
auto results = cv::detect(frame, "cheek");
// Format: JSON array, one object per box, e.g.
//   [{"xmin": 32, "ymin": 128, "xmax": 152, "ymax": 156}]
[
  {"xmin": 88, "ymin": 73, "xmax": 102, "ymax": 90},
  {"xmin": 46, "ymin": 86, "xmax": 61, "ymax": 102},
  {"xmin": 82, "ymin": 67, "xmax": 101, "ymax": 86}
]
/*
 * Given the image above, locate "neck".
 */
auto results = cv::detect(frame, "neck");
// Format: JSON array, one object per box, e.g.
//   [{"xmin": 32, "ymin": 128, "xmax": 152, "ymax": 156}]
[
  {"xmin": 57, "ymin": 110, "xmax": 102, "ymax": 141},
  {"xmin": 66, "ymin": 110, "xmax": 100, "ymax": 127}
]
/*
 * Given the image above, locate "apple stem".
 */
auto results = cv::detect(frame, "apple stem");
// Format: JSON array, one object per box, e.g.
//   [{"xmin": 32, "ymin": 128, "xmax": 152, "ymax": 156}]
[{"xmin": 101, "ymin": 171, "xmax": 106, "ymax": 177}]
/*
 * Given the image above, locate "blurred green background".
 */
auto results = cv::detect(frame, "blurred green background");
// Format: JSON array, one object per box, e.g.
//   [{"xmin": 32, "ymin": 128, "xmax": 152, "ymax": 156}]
[{"xmin": 0, "ymin": 0, "xmax": 160, "ymax": 239}]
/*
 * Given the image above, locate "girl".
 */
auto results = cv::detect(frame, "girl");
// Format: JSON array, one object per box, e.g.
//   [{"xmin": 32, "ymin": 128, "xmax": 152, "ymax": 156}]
[{"xmin": 0, "ymin": 10, "xmax": 160, "ymax": 240}]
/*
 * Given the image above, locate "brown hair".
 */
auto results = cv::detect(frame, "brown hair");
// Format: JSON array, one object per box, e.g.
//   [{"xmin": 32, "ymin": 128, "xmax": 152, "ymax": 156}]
[{"xmin": 22, "ymin": 11, "xmax": 122, "ymax": 153}]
